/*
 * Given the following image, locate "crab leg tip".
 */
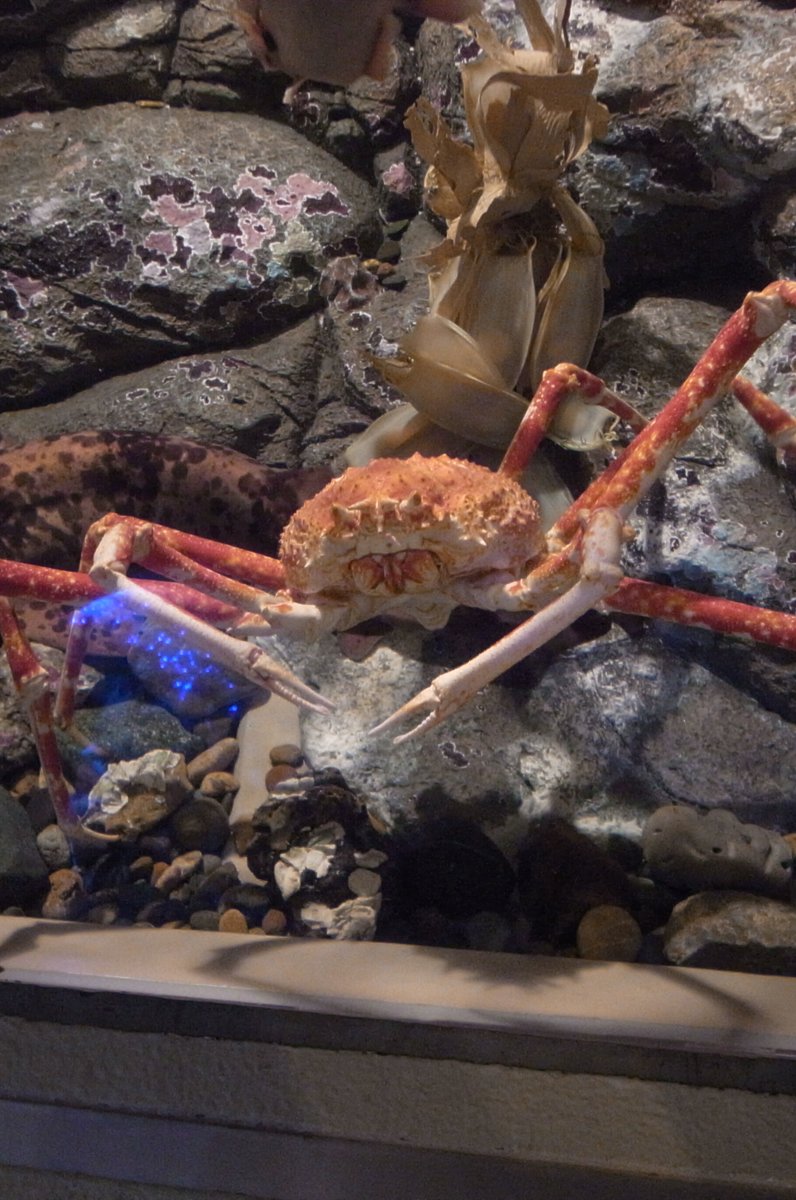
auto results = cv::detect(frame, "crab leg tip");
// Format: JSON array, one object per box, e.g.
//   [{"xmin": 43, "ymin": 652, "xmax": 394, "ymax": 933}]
[
  {"xmin": 66, "ymin": 822, "xmax": 121, "ymax": 847},
  {"xmin": 268, "ymin": 677, "xmax": 334, "ymax": 715},
  {"xmin": 369, "ymin": 685, "xmax": 442, "ymax": 742}
]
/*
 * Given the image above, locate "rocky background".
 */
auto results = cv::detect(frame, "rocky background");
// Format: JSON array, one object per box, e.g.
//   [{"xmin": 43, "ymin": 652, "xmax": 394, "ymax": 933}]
[{"xmin": 1, "ymin": 0, "xmax": 796, "ymax": 968}]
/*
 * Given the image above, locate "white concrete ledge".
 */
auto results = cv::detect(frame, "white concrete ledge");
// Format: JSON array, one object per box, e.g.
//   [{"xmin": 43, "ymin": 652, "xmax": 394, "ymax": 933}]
[{"xmin": 1, "ymin": 916, "xmax": 795, "ymax": 1197}]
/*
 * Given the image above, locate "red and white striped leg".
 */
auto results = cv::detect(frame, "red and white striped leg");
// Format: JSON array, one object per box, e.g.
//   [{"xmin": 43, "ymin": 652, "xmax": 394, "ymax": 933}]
[
  {"xmin": 732, "ymin": 375, "xmax": 796, "ymax": 468},
  {"xmin": 499, "ymin": 363, "xmax": 646, "ymax": 482},
  {"xmin": 605, "ymin": 577, "xmax": 796, "ymax": 651},
  {"xmin": 0, "ymin": 596, "xmax": 116, "ymax": 843},
  {"xmin": 547, "ymin": 281, "xmax": 796, "ymax": 551}
]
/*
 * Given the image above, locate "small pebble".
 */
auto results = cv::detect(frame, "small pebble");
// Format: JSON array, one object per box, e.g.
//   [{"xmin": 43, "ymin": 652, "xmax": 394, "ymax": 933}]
[
  {"xmin": 186, "ymin": 738, "xmax": 240, "ymax": 785},
  {"xmin": 375, "ymin": 237, "xmax": 401, "ymax": 263},
  {"xmin": 150, "ymin": 861, "xmax": 169, "ymax": 887},
  {"xmin": 190, "ymin": 910, "xmax": 221, "ymax": 932},
  {"xmin": 262, "ymin": 909, "xmax": 287, "ymax": 935},
  {"xmin": 219, "ymin": 884, "xmax": 273, "ymax": 924},
  {"xmin": 380, "ymin": 270, "xmax": 407, "ymax": 291},
  {"xmin": 41, "ymin": 869, "xmax": 85, "ymax": 921},
  {"xmin": 129, "ymin": 855, "xmax": 155, "ymax": 882},
  {"xmin": 219, "ymin": 907, "xmax": 248, "ymax": 934},
  {"xmin": 199, "ymin": 771, "xmax": 239, "ymax": 800},
  {"xmin": 269, "ymin": 744, "xmax": 304, "ymax": 768},
  {"xmin": 36, "ymin": 824, "xmax": 71, "ymax": 872},
  {"xmin": 347, "ymin": 868, "xmax": 382, "ymax": 898},
  {"xmin": 576, "ymin": 905, "xmax": 643, "ymax": 963},
  {"xmin": 266, "ymin": 764, "xmax": 298, "ymax": 791},
  {"xmin": 155, "ymin": 850, "xmax": 203, "ymax": 893},
  {"xmin": 189, "ymin": 863, "xmax": 239, "ymax": 912}
]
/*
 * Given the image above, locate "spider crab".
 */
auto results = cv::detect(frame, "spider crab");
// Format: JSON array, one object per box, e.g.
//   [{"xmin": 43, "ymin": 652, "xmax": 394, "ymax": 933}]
[{"xmin": 2, "ymin": 282, "xmax": 796, "ymax": 842}]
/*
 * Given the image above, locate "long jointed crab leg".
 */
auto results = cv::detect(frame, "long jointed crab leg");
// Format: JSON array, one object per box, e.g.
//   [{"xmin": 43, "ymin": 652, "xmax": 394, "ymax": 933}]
[
  {"xmin": 78, "ymin": 514, "xmax": 287, "ymax": 599},
  {"xmin": 605, "ymin": 578, "xmax": 796, "ymax": 650},
  {"xmin": 75, "ymin": 517, "xmax": 331, "ymax": 715},
  {"xmin": 548, "ymin": 281, "xmax": 796, "ymax": 549},
  {"xmin": 499, "ymin": 364, "xmax": 646, "ymax": 481},
  {"xmin": 371, "ymin": 507, "xmax": 625, "ymax": 741},
  {"xmin": 732, "ymin": 375, "xmax": 796, "ymax": 468},
  {"xmin": 0, "ymin": 587, "xmax": 120, "ymax": 844},
  {"xmin": 0, "ymin": 599, "xmax": 83, "ymax": 839}
]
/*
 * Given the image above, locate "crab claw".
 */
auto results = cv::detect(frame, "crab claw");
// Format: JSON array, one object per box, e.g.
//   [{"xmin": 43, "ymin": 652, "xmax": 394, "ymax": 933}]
[
  {"xmin": 371, "ymin": 545, "xmax": 623, "ymax": 742},
  {"xmin": 369, "ymin": 665, "xmax": 479, "ymax": 743},
  {"xmin": 243, "ymin": 643, "xmax": 335, "ymax": 716}
]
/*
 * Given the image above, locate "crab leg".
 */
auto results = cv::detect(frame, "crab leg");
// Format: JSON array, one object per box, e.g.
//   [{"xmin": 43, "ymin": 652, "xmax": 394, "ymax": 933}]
[
  {"xmin": 0, "ymin": 559, "xmax": 275, "ymax": 833},
  {"xmin": 77, "ymin": 518, "xmax": 331, "ymax": 715},
  {"xmin": 373, "ymin": 282, "xmax": 796, "ymax": 742},
  {"xmin": 732, "ymin": 375, "xmax": 796, "ymax": 468},
  {"xmin": 79, "ymin": 514, "xmax": 287, "ymax": 600},
  {"xmin": 372, "ymin": 507, "xmax": 624, "ymax": 741},
  {"xmin": 499, "ymin": 363, "xmax": 646, "ymax": 481},
  {"xmin": 605, "ymin": 578, "xmax": 796, "ymax": 650},
  {"xmin": 0, "ymin": 598, "xmax": 89, "ymax": 840},
  {"xmin": 547, "ymin": 281, "xmax": 796, "ymax": 550}
]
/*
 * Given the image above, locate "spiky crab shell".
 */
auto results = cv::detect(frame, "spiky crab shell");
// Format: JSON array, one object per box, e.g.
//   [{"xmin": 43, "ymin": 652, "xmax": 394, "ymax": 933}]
[{"xmin": 279, "ymin": 453, "xmax": 543, "ymax": 595}]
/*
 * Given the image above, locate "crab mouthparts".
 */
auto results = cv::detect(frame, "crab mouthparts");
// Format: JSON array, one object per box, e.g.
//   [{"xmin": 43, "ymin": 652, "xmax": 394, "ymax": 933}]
[{"xmin": 349, "ymin": 549, "xmax": 442, "ymax": 595}]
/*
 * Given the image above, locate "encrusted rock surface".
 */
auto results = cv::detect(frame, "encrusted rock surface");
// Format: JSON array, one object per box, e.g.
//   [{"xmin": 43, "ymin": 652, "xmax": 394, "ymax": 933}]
[
  {"xmin": 0, "ymin": 104, "xmax": 379, "ymax": 407},
  {"xmin": 85, "ymin": 748, "xmax": 194, "ymax": 837},
  {"xmin": 664, "ymin": 890, "xmax": 796, "ymax": 975},
  {"xmin": 642, "ymin": 805, "xmax": 793, "ymax": 899}
]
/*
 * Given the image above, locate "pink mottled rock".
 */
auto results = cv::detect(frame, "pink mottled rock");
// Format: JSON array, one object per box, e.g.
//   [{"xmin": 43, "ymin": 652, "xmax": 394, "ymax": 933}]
[{"xmin": 0, "ymin": 104, "xmax": 378, "ymax": 408}]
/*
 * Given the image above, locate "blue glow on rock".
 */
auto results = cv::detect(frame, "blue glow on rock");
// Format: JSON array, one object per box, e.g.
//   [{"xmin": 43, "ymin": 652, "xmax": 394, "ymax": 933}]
[{"xmin": 78, "ymin": 592, "xmax": 248, "ymax": 711}]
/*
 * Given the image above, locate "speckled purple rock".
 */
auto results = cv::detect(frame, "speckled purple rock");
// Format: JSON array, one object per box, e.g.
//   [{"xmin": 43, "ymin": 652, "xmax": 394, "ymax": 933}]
[{"xmin": 0, "ymin": 103, "xmax": 380, "ymax": 407}]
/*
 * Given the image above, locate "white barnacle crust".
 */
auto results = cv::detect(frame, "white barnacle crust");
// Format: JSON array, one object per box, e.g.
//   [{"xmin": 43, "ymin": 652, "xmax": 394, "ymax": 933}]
[
  {"xmin": 300, "ymin": 894, "xmax": 382, "ymax": 940},
  {"xmin": 88, "ymin": 749, "xmax": 186, "ymax": 814},
  {"xmin": 279, "ymin": 454, "xmax": 543, "ymax": 601}
]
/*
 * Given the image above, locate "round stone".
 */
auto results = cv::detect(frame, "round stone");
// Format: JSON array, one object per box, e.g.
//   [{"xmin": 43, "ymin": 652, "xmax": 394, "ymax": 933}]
[
  {"xmin": 189, "ymin": 910, "xmax": 221, "ymax": 932},
  {"xmin": 169, "ymin": 797, "xmax": 230, "ymax": 854},
  {"xmin": 35, "ymin": 824, "xmax": 71, "ymax": 872},
  {"xmin": 41, "ymin": 868, "xmax": 85, "ymax": 921},
  {"xmin": 269, "ymin": 744, "xmax": 304, "ymax": 767},
  {"xmin": 218, "ymin": 907, "xmax": 248, "ymax": 934},
  {"xmin": 198, "ymin": 771, "xmax": 239, "ymax": 799},
  {"xmin": 266, "ymin": 764, "xmax": 298, "ymax": 791},
  {"xmin": 262, "ymin": 908, "xmax": 288, "ymax": 935},
  {"xmin": 219, "ymin": 883, "xmax": 274, "ymax": 924},
  {"xmin": 348, "ymin": 868, "xmax": 382, "ymax": 897},
  {"xmin": 186, "ymin": 738, "xmax": 240, "ymax": 785},
  {"xmin": 576, "ymin": 905, "xmax": 643, "ymax": 963}
]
